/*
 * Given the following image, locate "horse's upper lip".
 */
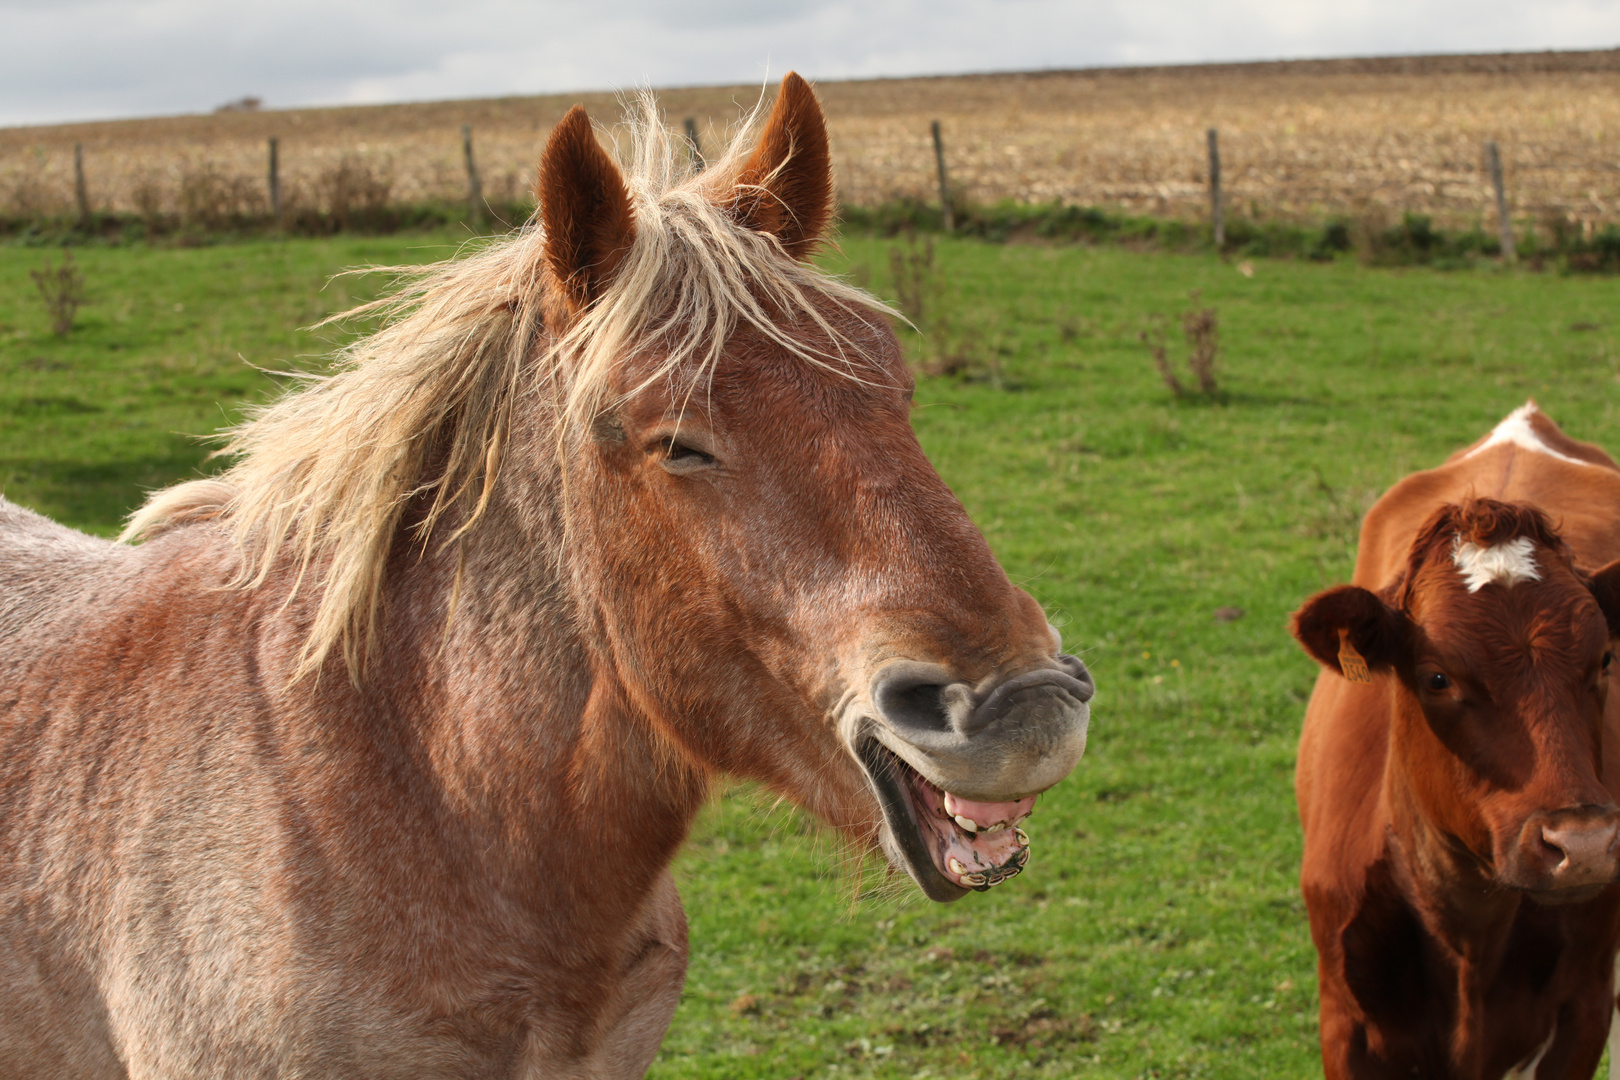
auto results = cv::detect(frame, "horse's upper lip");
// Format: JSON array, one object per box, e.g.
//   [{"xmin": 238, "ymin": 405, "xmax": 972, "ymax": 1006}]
[{"xmin": 865, "ymin": 658, "xmax": 1093, "ymax": 801}]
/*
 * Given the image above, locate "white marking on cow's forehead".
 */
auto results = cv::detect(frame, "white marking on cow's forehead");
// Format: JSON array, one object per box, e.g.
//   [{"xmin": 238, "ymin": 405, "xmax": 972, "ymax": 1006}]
[
  {"xmin": 1461, "ymin": 402, "xmax": 1590, "ymax": 466},
  {"xmin": 1453, "ymin": 535, "xmax": 1542, "ymax": 593}
]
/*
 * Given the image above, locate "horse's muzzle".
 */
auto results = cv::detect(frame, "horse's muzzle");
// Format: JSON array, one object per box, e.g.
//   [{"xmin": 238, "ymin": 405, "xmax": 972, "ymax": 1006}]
[{"xmin": 851, "ymin": 655, "xmax": 1094, "ymax": 901}]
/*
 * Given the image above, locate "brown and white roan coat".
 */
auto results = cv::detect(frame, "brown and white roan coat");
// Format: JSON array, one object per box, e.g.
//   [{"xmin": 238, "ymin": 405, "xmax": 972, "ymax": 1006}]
[
  {"xmin": 0, "ymin": 77, "xmax": 1093, "ymax": 1078},
  {"xmin": 1293, "ymin": 404, "xmax": 1620, "ymax": 1080}
]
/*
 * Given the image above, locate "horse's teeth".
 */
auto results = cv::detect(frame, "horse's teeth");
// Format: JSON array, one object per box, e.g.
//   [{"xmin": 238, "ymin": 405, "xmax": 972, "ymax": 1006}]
[
  {"xmin": 1015, "ymin": 827, "xmax": 1029, "ymax": 846},
  {"xmin": 963, "ymin": 872, "xmax": 988, "ymax": 886},
  {"xmin": 948, "ymin": 857, "xmax": 968, "ymax": 876},
  {"xmin": 953, "ymin": 814, "xmax": 978, "ymax": 833}
]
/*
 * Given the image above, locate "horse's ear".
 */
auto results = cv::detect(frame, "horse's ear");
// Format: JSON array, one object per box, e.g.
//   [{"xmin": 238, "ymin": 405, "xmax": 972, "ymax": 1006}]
[
  {"xmin": 727, "ymin": 72, "xmax": 833, "ymax": 260},
  {"xmin": 538, "ymin": 105, "xmax": 636, "ymax": 314}
]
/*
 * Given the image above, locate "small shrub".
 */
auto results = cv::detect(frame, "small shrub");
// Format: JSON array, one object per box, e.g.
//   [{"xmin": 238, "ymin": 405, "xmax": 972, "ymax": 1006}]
[
  {"xmin": 1142, "ymin": 292, "xmax": 1220, "ymax": 398},
  {"xmin": 177, "ymin": 164, "xmax": 264, "ymax": 232},
  {"xmin": 31, "ymin": 250, "xmax": 86, "ymax": 336},
  {"xmin": 318, "ymin": 156, "xmax": 393, "ymax": 232},
  {"xmin": 1310, "ymin": 220, "xmax": 1353, "ymax": 260},
  {"xmin": 131, "ymin": 172, "xmax": 167, "ymax": 223},
  {"xmin": 1554, "ymin": 217, "xmax": 1620, "ymax": 274},
  {"xmin": 884, "ymin": 231, "xmax": 995, "ymax": 381},
  {"xmin": 1140, "ymin": 314, "xmax": 1182, "ymax": 396},
  {"xmin": 1183, "ymin": 301, "xmax": 1219, "ymax": 395},
  {"xmin": 887, "ymin": 232, "xmax": 941, "ymax": 325}
]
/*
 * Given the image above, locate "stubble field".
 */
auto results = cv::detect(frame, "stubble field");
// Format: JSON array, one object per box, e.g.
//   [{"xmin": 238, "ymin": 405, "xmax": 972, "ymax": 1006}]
[{"xmin": 5, "ymin": 50, "xmax": 1620, "ymax": 232}]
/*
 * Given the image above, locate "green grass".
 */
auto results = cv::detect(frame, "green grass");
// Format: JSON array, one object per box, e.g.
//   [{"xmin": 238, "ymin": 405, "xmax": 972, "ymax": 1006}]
[
  {"xmin": 3, "ymin": 232, "xmax": 1618, "ymax": 1078},
  {"xmin": 0, "ymin": 231, "xmax": 474, "ymax": 530}
]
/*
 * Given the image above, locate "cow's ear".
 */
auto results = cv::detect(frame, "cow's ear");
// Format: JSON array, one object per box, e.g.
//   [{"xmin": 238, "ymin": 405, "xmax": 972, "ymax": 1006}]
[
  {"xmin": 1589, "ymin": 559, "xmax": 1620, "ymax": 638},
  {"xmin": 539, "ymin": 105, "xmax": 637, "ymax": 315},
  {"xmin": 1292, "ymin": 585, "xmax": 1406, "ymax": 677}
]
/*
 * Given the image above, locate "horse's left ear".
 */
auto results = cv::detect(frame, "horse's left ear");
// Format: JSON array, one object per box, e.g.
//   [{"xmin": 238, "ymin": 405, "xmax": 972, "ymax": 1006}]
[
  {"xmin": 538, "ymin": 105, "xmax": 637, "ymax": 315},
  {"xmin": 727, "ymin": 72, "xmax": 833, "ymax": 260}
]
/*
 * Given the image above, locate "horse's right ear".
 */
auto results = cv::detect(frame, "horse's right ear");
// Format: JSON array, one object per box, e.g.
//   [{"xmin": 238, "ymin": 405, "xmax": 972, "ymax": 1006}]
[
  {"xmin": 1292, "ymin": 585, "xmax": 1406, "ymax": 677},
  {"xmin": 538, "ymin": 105, "xmax": 636, "ymax": 315}
]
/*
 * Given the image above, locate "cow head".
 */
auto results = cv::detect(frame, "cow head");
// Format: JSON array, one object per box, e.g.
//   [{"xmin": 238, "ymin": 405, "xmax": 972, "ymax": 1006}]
[{"xmin": 1294, "ymin": 498, "xmax": 1620, "ymax": 899}]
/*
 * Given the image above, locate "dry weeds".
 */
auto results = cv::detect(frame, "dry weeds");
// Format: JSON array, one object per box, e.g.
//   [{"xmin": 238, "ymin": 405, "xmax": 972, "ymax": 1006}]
[
  {"xmin": 30, "ymin": 250, "xmax": 85, "ymax": 336},
  {"xmin": 3, "ymin": 50, "xmax": 1618, "ymax": 229}
]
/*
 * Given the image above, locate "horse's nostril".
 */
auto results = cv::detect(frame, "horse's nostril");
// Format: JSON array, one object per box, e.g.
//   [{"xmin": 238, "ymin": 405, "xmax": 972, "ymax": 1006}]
[
  {"xmin": 872, "ymin": 665, "xmax": 957, "ymax": 733},
  {"xmin": 891, "ymin": 683, "xmax": 947, "ymax": 723}
]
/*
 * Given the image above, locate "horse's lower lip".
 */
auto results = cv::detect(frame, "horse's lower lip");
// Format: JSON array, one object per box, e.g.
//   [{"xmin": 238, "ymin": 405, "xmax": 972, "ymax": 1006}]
[
  {"xmin": 855, "ymin": 737, "xmax": 969, "ymax": 902},
  {"xmin": 854, "ymin": 737, "xmax": 1034, "ymax": 900}
]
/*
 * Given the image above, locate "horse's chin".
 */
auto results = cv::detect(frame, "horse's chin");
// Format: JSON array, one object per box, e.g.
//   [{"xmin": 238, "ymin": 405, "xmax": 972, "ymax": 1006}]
[{"xmin": 855, "ymin": 738, "xmax": 1034, "ymax": 902}]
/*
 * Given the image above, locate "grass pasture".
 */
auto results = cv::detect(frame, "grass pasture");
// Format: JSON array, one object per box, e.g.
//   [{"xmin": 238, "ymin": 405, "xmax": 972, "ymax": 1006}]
[{"xmin": 2, "ymin": 231, "xmax": 1619, "ymax": 1078}]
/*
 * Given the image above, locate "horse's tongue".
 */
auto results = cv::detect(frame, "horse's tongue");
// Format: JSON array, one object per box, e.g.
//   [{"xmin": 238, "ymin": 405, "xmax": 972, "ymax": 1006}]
[{"xmin": 944, "ymin": 792, "xmax": 1034, "ymax": 829}]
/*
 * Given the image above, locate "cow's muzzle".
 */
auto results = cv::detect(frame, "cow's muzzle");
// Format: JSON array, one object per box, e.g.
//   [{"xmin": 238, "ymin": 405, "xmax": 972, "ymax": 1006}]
[{"xmin": 1511, "ymin": 805, "xmax": 1620, "ymax": 899}]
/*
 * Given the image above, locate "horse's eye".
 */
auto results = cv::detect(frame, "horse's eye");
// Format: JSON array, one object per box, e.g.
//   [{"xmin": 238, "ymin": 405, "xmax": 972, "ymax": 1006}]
[
  {"xmin": 1425, "ymin": 672, "xmax": 1451, "ymax": 692},
  {"xmin": 659, "ymin": 439, "xmax": 715, "ymax": 472},
  {"xmin": 1605, "ymin": 651, "xmax": 1614, "ymax": 672}
]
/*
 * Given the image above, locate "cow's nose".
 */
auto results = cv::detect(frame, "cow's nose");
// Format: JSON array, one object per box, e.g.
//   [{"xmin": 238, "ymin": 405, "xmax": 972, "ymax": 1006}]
[{"xmin": 1525, "ymin": 808, "xmax": 1620, "ymax": 889}]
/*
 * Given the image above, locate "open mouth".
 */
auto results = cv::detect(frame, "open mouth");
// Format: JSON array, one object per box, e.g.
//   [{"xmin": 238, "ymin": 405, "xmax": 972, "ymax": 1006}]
[{"xmin": 857, "ymin": 738, "xmax": 1036, "ymax": 899}]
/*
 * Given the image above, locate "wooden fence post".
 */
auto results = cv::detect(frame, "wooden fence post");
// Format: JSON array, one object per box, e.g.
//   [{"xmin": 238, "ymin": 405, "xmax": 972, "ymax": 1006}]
[
  {"xmin": 1485, "ymin": 140, "xmax": 1516, "ymax": 263},
  {"xmin": 268, "ymin": 137, "xmax": 282, "ymax": 231},
  {"xmin": 462, "ymin": 124, "xmax": 484, "ymax": 227},
  {"xmin": 73, "ymin": 143, "xmax": 90, "ymax": 229},
  {"xmin": 1207, "ymin": 128, "xmax": 1224, "ymax": 250},
  {"xmin": 684, "ymin": 118, "xmax": 704, "ymax": 172},
  {"xmin": 931, "ymin": 120, "xmax": 954, "ymax": 232}
]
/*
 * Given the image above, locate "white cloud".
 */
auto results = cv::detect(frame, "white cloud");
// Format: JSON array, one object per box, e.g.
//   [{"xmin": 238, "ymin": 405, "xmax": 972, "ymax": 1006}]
[{"xmin": 0, "ymin": 0, "xmax": 1616, "ymax": 126}]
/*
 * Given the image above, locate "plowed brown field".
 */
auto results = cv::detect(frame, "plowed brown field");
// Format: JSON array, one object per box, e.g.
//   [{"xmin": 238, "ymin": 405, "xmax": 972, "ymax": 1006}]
[{"xmin": 4, "ymin": 49, "xmax": 1618, "ymax": 229}]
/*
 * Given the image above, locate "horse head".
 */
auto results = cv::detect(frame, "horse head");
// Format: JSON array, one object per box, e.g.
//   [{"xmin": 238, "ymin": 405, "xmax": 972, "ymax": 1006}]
[{"xmin": 536, "ymin": 74, "xmax": 1093, "ymax": 901}]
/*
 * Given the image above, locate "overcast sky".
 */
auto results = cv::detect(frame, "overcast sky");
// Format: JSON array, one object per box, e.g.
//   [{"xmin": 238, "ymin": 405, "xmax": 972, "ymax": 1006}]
[{"xmin": 3, "ymin": 0, "xmax": 1618, "ymax": 127}]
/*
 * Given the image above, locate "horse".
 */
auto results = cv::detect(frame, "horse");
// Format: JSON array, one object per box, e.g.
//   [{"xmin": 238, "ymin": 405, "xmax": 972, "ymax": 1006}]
[{"xmin": 0, "ymin": 74, "xmax": 1094, "ymax": 1078}]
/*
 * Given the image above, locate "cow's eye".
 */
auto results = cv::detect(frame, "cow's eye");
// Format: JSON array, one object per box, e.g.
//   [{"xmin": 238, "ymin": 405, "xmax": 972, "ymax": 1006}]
[{"xmin": 1425, "ymin": 672, "xmax": 1451, "ymax": 692}]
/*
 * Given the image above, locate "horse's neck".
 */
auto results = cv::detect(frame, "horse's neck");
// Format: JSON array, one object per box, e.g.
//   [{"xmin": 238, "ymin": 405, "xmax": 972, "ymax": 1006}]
[{"xmin": 368, "ymin": 498, "xmax": 708, "ymax": 900}]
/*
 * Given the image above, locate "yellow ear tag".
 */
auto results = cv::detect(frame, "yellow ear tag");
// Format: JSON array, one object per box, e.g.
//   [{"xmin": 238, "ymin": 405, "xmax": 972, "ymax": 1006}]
[{"xmin": 1337, "ymin": 629, "xmax": 1372, "ymax": 684}]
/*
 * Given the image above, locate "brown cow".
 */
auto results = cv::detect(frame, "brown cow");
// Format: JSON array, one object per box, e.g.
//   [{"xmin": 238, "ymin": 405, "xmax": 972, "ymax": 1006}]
[{"xmin": 1292, "ymin": 404, "xmax": 1620, "ymax": 1079}]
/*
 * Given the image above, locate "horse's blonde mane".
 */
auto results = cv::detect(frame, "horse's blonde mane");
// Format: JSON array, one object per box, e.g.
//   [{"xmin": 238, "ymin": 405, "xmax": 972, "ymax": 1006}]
[{"xmin": 122, "ymin": 90, "xmax": 893, "ymax": 682}]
